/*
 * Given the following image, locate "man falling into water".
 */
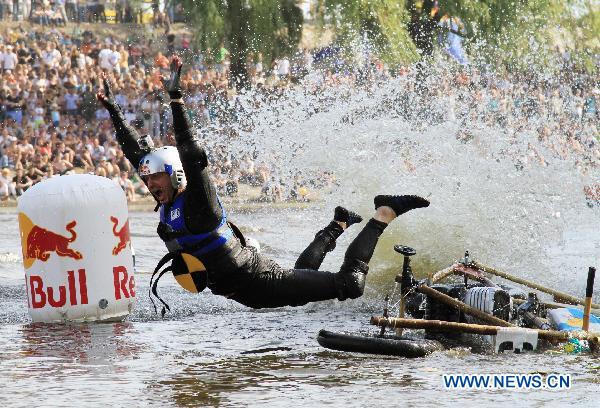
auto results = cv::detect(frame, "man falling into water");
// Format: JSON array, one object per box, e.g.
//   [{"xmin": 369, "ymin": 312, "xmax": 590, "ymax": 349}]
[{"xmin": 97, "ymin": 56, "xmax": 430, "ymax": 312}]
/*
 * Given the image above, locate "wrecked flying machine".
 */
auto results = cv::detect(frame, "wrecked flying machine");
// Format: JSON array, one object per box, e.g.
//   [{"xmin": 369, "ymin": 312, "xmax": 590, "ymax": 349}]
[{"xmin": 318, "ymin": 245, "xmax": 599, "ymax": 357}]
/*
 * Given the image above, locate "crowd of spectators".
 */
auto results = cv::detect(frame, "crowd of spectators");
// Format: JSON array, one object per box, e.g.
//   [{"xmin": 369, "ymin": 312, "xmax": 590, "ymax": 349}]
[
  {"xmin": 0, "ymin": 24, "xmax": 327, "ymax": 203},
  {"xmin": 0, "ymin": 22, "xmax": 597, "ymax": 206},
  {"xmin": 339, "ymin": 60, "xmax": 599, "ymax": 199},
  {"xmin": 438, "ymin": 68, "xmax": 597, "ymax": 179},
  {"xmin": 0, "ymin": 0, "xmax": 174, "ymax": 27}
]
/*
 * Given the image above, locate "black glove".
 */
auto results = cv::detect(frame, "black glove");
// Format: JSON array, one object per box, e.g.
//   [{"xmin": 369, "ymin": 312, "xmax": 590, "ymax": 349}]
[
  {"xmin": 97, "ymin": 75, "xmax": 120, "ymax": 112},
  {"xmin": 162, "ymin": 57, "xmax": 183, "ymax": 100}
]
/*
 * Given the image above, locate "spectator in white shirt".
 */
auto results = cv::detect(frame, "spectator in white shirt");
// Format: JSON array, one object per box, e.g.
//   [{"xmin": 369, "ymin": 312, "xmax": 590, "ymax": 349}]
[
  {"xmin": 0, "ymin": 168, "xmax": 16, "ymax": 201},
  {"xmin": 277, "ymin": 57, "xmax": 290, "ymax": 79},
  {"xmin": 108, "ymin": 44, "xmax": 121, "ymax": 73},
  {"xmin": 76, "ymin": 51, "xmax": 89, "ymax": 69},
  {"xmin": 88, "ymin": 138, "xmax": 105, "ymax": 163},
  {"xmin": 63, "ymin": 87, "xmax": 80, "ymax": 115},
  {"xmin": 41, "ymin": 42, "xmax": 61, "ymax": 69},
  {"xmin": 98, "ymin": 44, "xmax": 116, "ymax": 71},
  {"xmin": 2, "ymin": 45, "xmax": 17, "ymax": 71}
]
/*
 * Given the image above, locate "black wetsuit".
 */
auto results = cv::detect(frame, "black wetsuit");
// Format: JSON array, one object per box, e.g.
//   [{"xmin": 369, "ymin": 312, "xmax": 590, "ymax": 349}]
[{"xmin": 105, "ymin": 100, "xmax": 389, "ymax": 308}]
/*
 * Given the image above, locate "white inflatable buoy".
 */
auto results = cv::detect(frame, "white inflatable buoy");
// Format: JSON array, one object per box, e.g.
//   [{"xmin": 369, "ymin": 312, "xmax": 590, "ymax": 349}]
[{"xmin": 18, "ymin": 174, "xmax": 135, "ymax": 323}]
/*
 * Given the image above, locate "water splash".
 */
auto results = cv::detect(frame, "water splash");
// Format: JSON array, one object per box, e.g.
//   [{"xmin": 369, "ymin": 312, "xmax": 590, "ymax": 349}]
[{"xmin": 220, "ymin": 68, "xmax": 599, "ymax": 291}]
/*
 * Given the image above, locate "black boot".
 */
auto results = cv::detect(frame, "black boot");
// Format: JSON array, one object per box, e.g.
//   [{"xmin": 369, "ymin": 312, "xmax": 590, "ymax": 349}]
[
  {"xmin": 322, "ymin": 206, "xmax": 362, "ymax": 252},
  {"xmin": 374, "ymin": 195, "xmax": 430, "ymax": 216},
  {"xmin": 318, "ymin": 221, "xmax": 344, "ymax": 252},
  {"xmin": 334, "ymin": 258, "xmax": 369, "ymax": 300},
  {"xmin": 334, "ymin": 206, "xmax": 363, "ymax": 227}
]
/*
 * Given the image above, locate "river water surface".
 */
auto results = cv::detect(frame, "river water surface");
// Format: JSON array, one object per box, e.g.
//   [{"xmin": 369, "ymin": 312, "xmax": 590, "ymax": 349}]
[{"xmin": 1, "ymin": 205, "xmax": 599, "ymax": 407}]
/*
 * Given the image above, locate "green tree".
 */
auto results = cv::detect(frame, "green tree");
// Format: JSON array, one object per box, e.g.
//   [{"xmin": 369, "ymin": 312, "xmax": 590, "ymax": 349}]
[
  {"xmin": 318, "ymin": 0, "xmax": 418, "ymax": 67},
  {"xmin": 317, "ymin": 0, "xmax": 598, "ymax": 73},
  {"xmin": 552, "ymin": 1, "xmax": 600, "ymax": 73},
  {"xmin": 181, "ymin": 0, "xmax": 304, "ymax": 89}
]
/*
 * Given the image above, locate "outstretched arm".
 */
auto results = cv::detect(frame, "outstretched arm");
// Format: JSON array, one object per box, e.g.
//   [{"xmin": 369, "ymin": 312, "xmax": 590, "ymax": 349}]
[
  {"xmin": 164, "ymin": 57, "xmax": 197, "ymax": 145},
  {"xmin": 162, "ymin": 56, "xmax": 209, "ymax": 174},
  {"xmin": 97, "ymin": 74, "xmax": 147, "ymax": 170},
  {"xmin": 163, "ymin": 56, "xmax": 222, "ymax": 230}
]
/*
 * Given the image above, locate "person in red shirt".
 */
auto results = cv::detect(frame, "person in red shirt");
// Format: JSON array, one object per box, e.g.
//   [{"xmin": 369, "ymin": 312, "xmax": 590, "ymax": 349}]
[{"xmin": 154, "ymin": 52, "xmax": 169, "ymax": 69}]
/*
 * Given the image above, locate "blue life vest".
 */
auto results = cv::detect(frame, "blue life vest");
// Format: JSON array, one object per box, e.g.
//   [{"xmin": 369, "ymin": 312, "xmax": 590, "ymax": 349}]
[{"xmin": 158, "ymin": 191, "xmax": 233, "ymax": 258}]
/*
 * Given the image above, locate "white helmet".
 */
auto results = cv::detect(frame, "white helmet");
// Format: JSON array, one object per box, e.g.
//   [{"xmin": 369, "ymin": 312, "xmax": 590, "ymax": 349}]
[{"xmin": 138, "ymin": 146, "xmax": 187, "ymax": 189}]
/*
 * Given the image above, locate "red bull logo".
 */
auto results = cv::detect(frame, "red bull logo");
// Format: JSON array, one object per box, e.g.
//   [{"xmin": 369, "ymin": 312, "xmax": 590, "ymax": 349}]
[
  {"xmin": 138, "ymin": 163, "xmax": 150, "ymax": 176},
  {"xmin": 20, "ymin": 211, "xmax": 135, "ymax": 312},
  {"xmin": 113, "ymin": 266, "xmax": 135, "ymax": 300},
  {"xmin": 110, "ymin": 216, "xmax": 130, "ymax": 255},
  {"xmin": 28, "ymin": 269, "xmax": 89, "ymax": 309},
  {"xmin": 19, "ymin": 213, "xmax": 83, "ymax": 269},
  {"xmin": 26, "ymin": 266, "xmax": 134, "ymax": 309}
]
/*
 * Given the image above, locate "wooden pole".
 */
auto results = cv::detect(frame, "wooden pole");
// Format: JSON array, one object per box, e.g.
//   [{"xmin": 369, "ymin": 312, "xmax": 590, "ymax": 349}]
[
  {"xmin": 472, "ymin": 261, "xmax": 600, "ymax": 309},
  {"xmin": 417, "ymin": 284, "xmax": 515, "ymax": 327},
  {"xmin": 431, "ymin": 264, "xmax": 496, "ymax": 286},
  {"xmin": 396, "ymin": 295, "xmax": 405, "ymax": 337},
  {"xmin": 583, "ymin": 267, "xmax": 596, "ymax": 332},
  {"xmin": 370, "ymin": 316, "xmax": 600, "ymax": 343},
  {"xmin": 372, "ymin": 316, "xmax": 500, "ymax": 335}
]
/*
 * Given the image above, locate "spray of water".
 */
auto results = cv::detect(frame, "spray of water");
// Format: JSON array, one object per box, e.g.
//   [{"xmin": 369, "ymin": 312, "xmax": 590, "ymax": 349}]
[{"xmin": 211, "ymin": 64, "xmax": 599, "ymax": 293}]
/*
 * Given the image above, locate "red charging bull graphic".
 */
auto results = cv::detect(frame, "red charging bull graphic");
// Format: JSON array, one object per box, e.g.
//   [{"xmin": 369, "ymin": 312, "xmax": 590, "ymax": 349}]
[
  {"xmin": 19, "ymin": 212, "xmax": 83, "ymax": 269},
  {"xmin": 110, "ymin": 216, "xmax": 130, "ymax": 255}
]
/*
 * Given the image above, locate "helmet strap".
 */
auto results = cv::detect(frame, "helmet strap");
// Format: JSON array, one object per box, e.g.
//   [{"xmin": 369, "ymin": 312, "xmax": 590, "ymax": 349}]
[{"xmin": 152, "ymin": 192, "xmax": 161, "ymax": 212}]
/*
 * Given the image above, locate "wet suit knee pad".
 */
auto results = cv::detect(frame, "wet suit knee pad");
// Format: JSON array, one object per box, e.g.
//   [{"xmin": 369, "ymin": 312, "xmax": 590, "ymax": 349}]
[
  {"xmin": 335, "ymin": 258, "xmax": 369, "ymax": 301},
  {"xmin": 315, "ymin": 221, "xmax": 344, "ymax": 252},
  {"xmin": 315, "ymin": 229, "xmax": 337, "ymax": 252}
]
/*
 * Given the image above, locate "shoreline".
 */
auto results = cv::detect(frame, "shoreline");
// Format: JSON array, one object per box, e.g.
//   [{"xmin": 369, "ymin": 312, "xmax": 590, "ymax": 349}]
[
  {"xmin": 0, "ymin": 192, "xmax": 319, "ymax": 213},
  {"xmin": 126, "ymin": 196, "xmax": 318, "ymax": 213},
  {"xmin": 1, "ymin": 179, "xmax": 323, "ymax": 213}
]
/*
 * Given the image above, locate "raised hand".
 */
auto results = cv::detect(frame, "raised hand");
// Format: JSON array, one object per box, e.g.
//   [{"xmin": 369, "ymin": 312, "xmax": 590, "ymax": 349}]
[
  {"xmin": 96, "ymin": 72, "xmax": 119, "ymax": 111},
  {"xmin": 161, "ymin": 55, "xmax": 183, "ymax": 99}
]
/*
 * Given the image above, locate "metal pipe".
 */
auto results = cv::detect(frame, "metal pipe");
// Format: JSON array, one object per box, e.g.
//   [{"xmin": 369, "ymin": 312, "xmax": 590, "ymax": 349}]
[
  {"xmin": 452, "ymin": 264, "xmax": 498, "ymax": 287},
  {"xmin": 394, "ymin": 245, "xmax": 416, "ymax": 336},
  {"xmin": 380, "ymin": 295, "xmax": 389, "ymax": 337},
  {"xmin": 396, "ymin": 294, "xmax": 405, "ymax": 337}
]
